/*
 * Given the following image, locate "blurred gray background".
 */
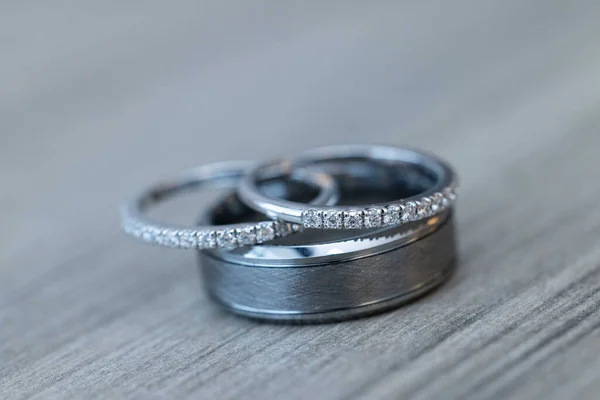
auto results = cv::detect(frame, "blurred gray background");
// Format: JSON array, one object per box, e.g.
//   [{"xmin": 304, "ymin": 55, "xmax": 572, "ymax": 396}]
[{"xmin": 2, "ymin": 1, "xmax": 600, "ymax": 399}]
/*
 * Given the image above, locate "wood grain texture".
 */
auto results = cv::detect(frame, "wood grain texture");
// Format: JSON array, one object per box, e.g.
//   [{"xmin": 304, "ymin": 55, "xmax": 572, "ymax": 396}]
[{"xmin": 2, "ymin": 1, "xmax": 600, "ymax": 399}]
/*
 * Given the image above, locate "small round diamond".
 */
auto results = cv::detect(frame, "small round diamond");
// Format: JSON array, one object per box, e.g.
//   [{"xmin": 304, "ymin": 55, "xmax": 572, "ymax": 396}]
[
  {"xmin": 291, "ymin": 224, "xmax": 303, "ymax": 233},
  {"xmin": 153, "ymin": 229, "xmax": 167, "ymax": 246},
  {"xmin": 302, "ymin": 209, "xmax": 323, "ymax": 228},
  {"xmin": 275, "ymin": 222, "xmax": 294, "ymax": 237},
  {"xmin": 431, "ymin": 192, "xmax": 444, "ymax": 213},
  {"xmin": 364, "ymin": 208, "xmax": 383, "ymax": 228},
  {"xmin": 141, "ymin": 226, "xmax": 159, "ymax": 243},
  {"xmin": 417, "ymin": 198, "xmax": 432, "ymax": 218},
  {"xmin": 236, "ymin": 226, "xmax": 257, "ymax": 246},
  {"xmin": 198, "ymin": 230, "xmax": 217, "ymax": 249},
  {"xmin": 165, "ymin": 231, "xmax": 182, "ymax": 248},
  {"xmin": 158, "ymin": 229, "xmax": 171, "ymax": 244},
  {"xmin": 323, "ymin": 210, "xmax": 343, "ymax": 229},
  {"xmin": 217, "ymin": 229, "xmax": 237, "ymax": 248},
  {"xmin": 402, "ymin": 202, "xmax": 418, "ymax": 222},
  {"xmin": 383, "ymin": 205, "xmax": 402, "ymax": 226},
  {"xmin": 256, "ymin": 222, "xmax": 275, "ymax": 243},
  {"xmin": 343, "ymin": 210, "xmax": 363, "ymax": 229},
  {"xmin": 178, "ymin": 230, "xmax": 197, "ymax": 248},
  {"xmin": 443, "ymin": 187, "xmax": 457, "ymax": 204}
]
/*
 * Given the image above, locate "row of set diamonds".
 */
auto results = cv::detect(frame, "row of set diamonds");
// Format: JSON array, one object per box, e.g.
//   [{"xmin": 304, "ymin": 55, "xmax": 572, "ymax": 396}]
[
  {"xmin": 301, "ymin": 187, "xmax": 457, "ymax": 229},
  {"xmin": 122, "ymin": 219, "xmax": 299, "ymax": 249}
]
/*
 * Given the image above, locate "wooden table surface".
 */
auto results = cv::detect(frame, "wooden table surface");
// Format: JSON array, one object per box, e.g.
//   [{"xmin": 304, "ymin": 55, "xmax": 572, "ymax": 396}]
[{"xmin": 2, "ymin": 1, "xmax": 600, "ymax": 399}]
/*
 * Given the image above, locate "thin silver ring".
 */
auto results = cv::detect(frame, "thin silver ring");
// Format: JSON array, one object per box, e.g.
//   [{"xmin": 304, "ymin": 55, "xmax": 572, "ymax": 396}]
[
  {"xmin": 120, "ymin": 161, "xmax": 339, "ymax": 249},
  {"xmin": 238, "ymin": 145, "xmax": 458, "ymax": 229}
]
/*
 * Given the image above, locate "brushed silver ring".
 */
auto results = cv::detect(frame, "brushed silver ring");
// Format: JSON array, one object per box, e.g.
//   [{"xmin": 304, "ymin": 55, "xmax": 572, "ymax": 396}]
[{"xmin": 199, "ymin": 193, "xmax": 457, "ymax": 322}]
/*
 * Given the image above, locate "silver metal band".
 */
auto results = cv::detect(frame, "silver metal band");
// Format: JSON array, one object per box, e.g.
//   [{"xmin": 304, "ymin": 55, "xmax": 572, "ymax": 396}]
[
  {"xmin": 199, "ymin": 211, "xmax": 456, "ymax": 322},
  {"xmin": 120, "ymin": 161, "xmax": 339, "ymax": 249},
  {"xmin": 238, "ymin": 145, "xmax": 458, "ymax": 229}
]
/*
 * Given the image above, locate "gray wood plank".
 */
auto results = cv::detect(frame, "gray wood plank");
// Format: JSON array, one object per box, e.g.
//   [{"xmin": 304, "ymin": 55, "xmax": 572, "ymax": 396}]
[{"xmin": 2, "ymin": 1, "xmax": 600, "ymax": 399}]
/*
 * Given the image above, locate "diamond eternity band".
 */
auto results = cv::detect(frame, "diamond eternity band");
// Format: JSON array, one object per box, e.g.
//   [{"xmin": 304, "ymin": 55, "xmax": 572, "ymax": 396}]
[
  {"xmin": 120, "ymin": 161, "xmax": 337, "ymax": 250},
  {"xmin": 238, "ymin": 145, "xmax": 458, "ymax": 229},
  {"xmin": 301, "ymin": 186, "xmax": 457, "ymax": 229},
  {"xmin": 121, "ymin": 217, "xmax": 299, "ymax": 249}
]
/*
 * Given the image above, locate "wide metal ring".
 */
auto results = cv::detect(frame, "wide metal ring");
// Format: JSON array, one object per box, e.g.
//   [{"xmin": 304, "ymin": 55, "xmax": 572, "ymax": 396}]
[
  {"xmin": 120, "ymin": 161, "xmax": 339, "ymax": 249},
  {"xmin": 199, "ymin": 192, "xmax": 457, "ymax": 322},
  {"xmin": 238, "ymin": 145, "xmax": 458, "ymax": 229}
]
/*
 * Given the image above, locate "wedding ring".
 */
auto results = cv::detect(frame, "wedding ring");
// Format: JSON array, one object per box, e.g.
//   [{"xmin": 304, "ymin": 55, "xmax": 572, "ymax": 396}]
[
  {"xmin": 120, "ymin": 161, "xmax": 339, "ymax": 249},
  {"xmin": 199, "ymin": 191, "xmax": 457, "ymax": 322},
  {"xmin": 238, "ymin": 145, "xmax": 458, "ymax": 229},
  {"xmin": 120, "ymin": 145, "xmax": 460, "ymax": 322}
]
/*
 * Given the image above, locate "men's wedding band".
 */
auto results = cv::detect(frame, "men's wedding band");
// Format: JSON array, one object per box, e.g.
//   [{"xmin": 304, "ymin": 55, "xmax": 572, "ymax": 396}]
[{"xmin": 199, "ymin": 192, "xmax": 457, "ymax": 322}]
